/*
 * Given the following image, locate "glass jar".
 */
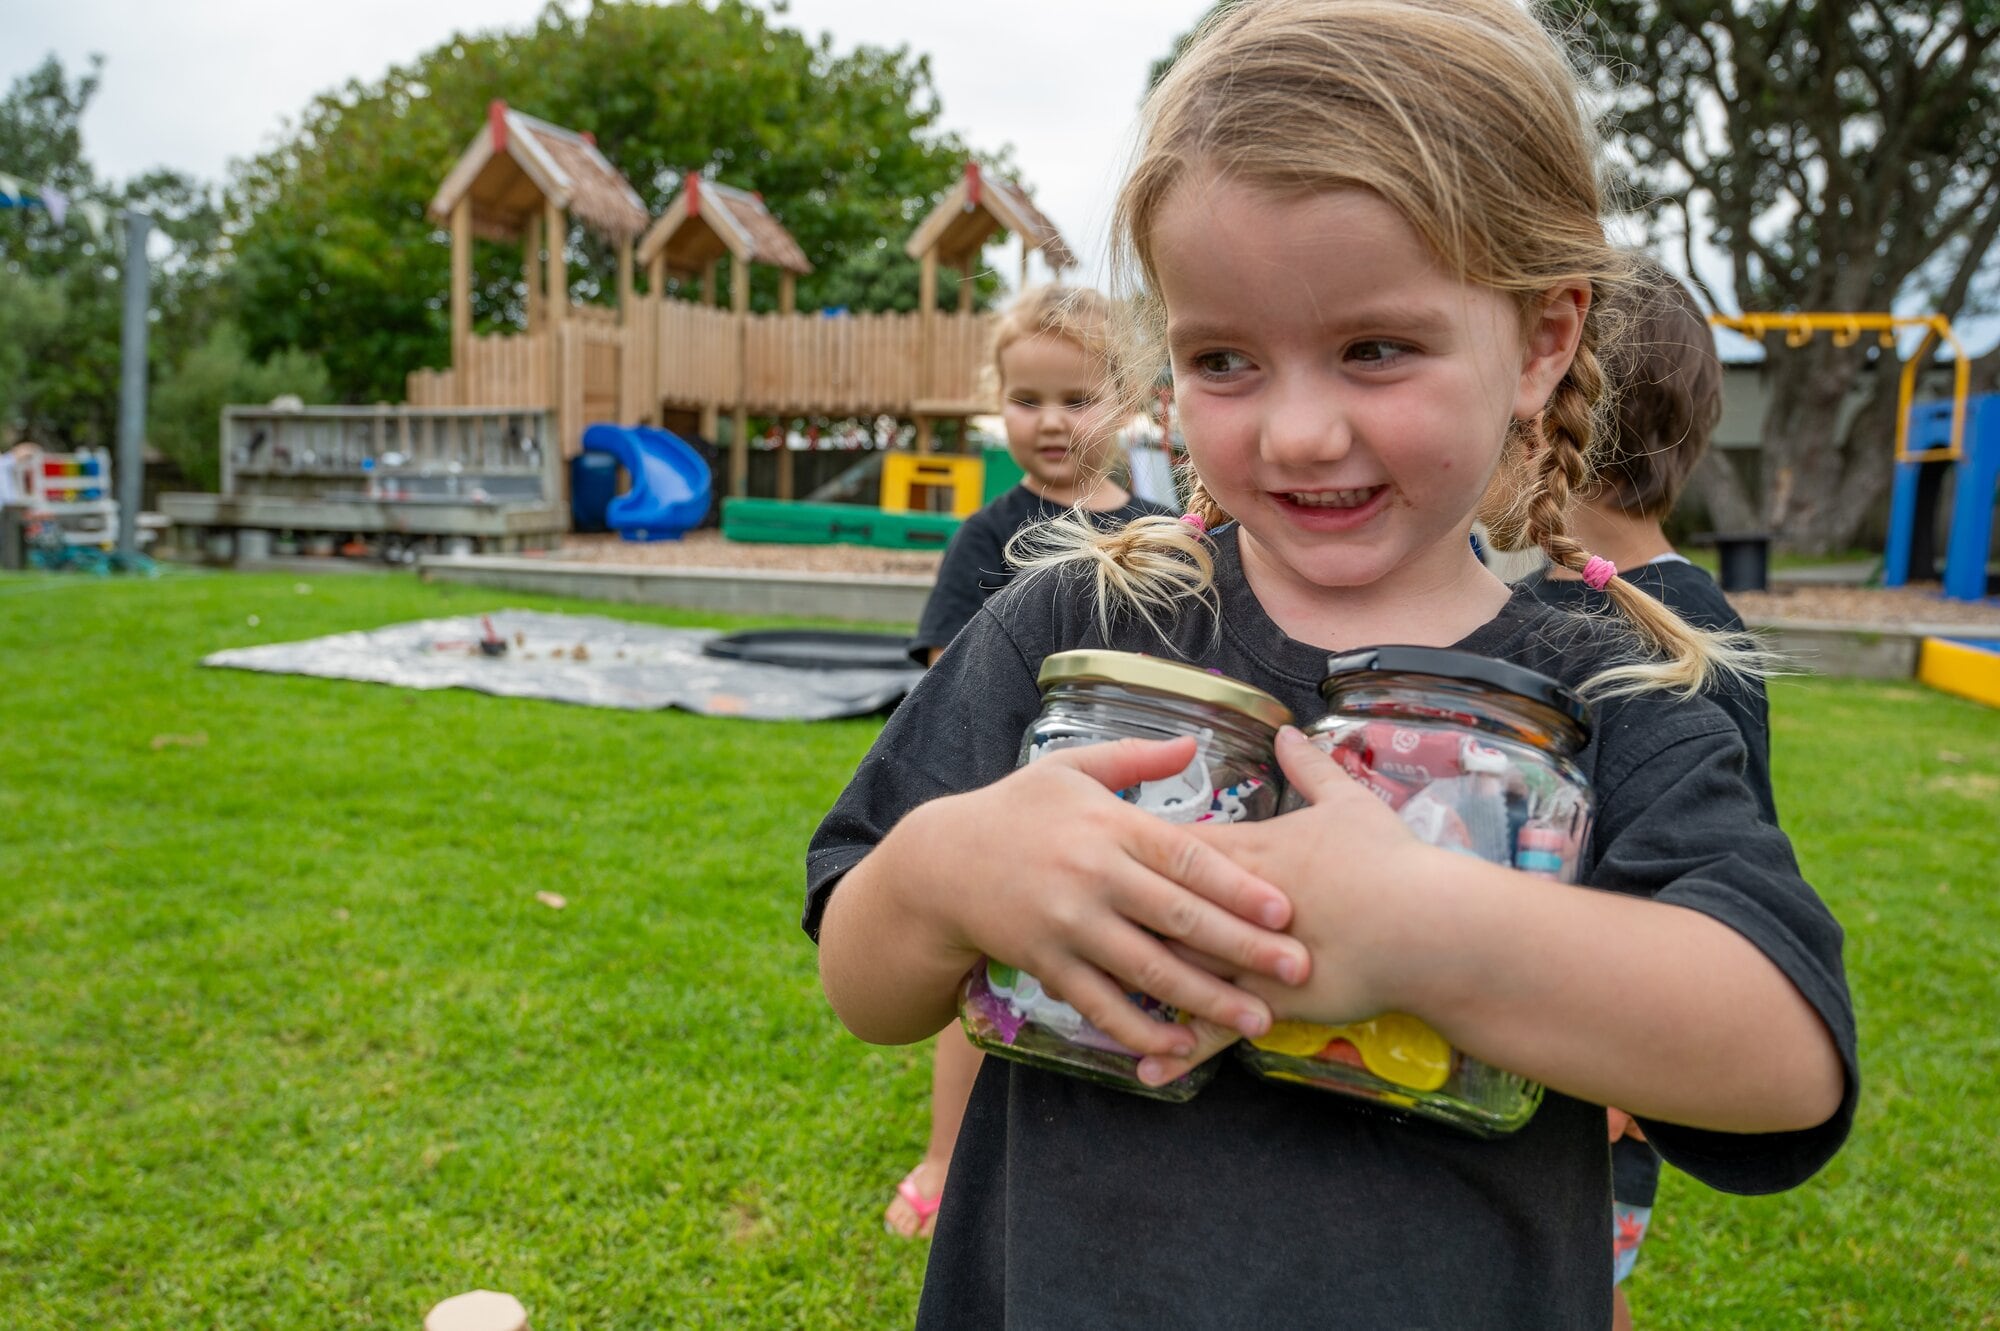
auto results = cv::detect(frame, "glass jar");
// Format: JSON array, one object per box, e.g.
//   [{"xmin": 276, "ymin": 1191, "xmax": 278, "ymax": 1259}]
[
  {"xmin": 1235, "ymin": 645, "xmax": 1594, "ymax": 1136},
  {"xmin": 958, "ymin": 650, "xmax": 1291, "ymax": 1101}
]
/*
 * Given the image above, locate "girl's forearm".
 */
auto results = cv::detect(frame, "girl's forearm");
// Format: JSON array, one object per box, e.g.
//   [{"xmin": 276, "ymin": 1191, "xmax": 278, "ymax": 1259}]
[
  {"xmin": 818, "ymin": 803, "xmax": 982, "ymax": 1046},
  {"xmin": 1395, "ymin": 854, "xmax": 1845, "ymax": 1133}
]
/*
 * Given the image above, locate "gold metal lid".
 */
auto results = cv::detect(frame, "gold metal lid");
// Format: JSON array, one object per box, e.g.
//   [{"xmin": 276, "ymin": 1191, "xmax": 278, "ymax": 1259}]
[{"xmin": 1036, "ymin": 650, "xmax": 1292, "ymax": 730}]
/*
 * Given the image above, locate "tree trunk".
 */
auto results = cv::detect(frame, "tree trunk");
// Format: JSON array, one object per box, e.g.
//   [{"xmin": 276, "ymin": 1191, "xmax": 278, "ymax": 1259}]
[{"xmin": 1754, "ymin": 339, "xmax": 1896, "ymax": 556}]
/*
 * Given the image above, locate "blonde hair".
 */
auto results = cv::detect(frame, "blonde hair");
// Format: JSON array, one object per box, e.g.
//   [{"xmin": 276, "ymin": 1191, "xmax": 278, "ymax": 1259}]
[
  {"xmin": 1018, "ymin": 0, "xmax": 1768, "ymax": 700},
  {"xmin": 987, "ymin": 283, "xmax": 1115, "ymax": 398}
]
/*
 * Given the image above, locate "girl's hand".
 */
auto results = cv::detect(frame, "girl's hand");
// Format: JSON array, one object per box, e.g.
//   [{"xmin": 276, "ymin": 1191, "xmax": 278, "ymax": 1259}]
[
  {"xmin": 1135, "ymin": 726, "xmax": 1445, "ymax": 1084},
  {"xmin": 893, "ymin": 735, "xmax": 1312, "ymax": 1059}
]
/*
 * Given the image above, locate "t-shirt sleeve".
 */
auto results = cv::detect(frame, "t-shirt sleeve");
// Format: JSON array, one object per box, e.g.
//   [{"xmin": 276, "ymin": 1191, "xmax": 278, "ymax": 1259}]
[
  {"xmin": 807, "ymin": 602, "xmax": 1047, "ymax": 941},
  {"xmin": 910, "ymin": 511, "xmax": 1007, "ymax": 664},
  {"xmin": 1586, "ymin": 709, "xmax": 1858, "ymax": 1195}
]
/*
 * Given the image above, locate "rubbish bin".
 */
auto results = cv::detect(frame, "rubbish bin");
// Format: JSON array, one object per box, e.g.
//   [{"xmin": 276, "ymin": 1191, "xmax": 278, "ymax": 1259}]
[
  {"xmin": 571, "ymin": 451, "xmax": 620, "ymax": 534},
  {"xmin": 1701, "ymin": 532, "xmax": 1771, "ymax": 593}
]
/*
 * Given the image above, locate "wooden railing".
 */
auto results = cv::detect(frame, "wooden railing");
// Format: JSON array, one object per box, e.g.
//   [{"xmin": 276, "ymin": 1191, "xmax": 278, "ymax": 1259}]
[{"xmin": 406, "ymin": 303, "xmax": 997, "ymax": 453}]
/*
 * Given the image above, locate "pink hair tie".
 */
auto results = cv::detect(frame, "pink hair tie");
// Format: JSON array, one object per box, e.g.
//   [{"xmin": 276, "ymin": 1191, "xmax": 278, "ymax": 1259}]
[
  {"xmin": 1179, "ymin": 512, "xmax": 1207, "ymax": 535},
  {"xmin": 1581, "ymin": 555, "xmax": 1618, "ymax": 591}
]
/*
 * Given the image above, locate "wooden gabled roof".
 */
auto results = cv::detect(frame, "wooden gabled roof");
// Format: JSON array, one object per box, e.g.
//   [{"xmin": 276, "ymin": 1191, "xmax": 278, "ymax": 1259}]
[
  {"xmin": 637, "ymin": 177, "xmax": 814, "ymax": 278},
  {"xmin": 428, "ymin": 101, "xmax": 650, "ymax": 244},
  {"xmin": 905, "ymin": 163, "xmax": 1075, "ymax": 272}
]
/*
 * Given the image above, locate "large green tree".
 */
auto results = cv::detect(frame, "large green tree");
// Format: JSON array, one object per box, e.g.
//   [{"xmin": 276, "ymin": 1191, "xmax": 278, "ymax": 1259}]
[
  {"xmin": 231, "ymin": 0, "xmax": 1004, "ymax": 403},
  {"xmin": 1534, "ymin": 2, "xmax": 1999, "ymax": 553},
  {"xmin": 1151, "ymin": 3, "xmax": 2000, "ymax": 554}
]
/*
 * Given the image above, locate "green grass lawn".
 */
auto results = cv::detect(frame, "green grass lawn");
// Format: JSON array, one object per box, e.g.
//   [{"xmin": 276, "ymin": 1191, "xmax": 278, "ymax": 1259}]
[{"xmin": 2, "ymin": 569, "xmax": 1996, "ymax": 1328}]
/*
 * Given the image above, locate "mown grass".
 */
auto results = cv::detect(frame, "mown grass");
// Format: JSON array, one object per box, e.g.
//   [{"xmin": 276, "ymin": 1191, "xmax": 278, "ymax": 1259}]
[{"xmin": 1, "ymin": 569, "xmax": 1995, "ymax": 1327}]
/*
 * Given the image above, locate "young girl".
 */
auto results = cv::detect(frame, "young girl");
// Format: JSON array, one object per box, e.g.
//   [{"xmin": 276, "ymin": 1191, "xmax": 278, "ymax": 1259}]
[
  {"xmin": 808, "ymin": 1, "xmax": 1856, "ymax": 1323},
  {"xmin": 889, "ymin": 285, "xmax": 1173, "ymax": 1238}
]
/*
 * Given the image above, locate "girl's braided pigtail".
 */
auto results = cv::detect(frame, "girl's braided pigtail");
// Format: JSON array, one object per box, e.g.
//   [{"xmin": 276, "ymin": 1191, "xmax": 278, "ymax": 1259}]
[{"xmin": 1523, "ymin": 340, "xmax": 1776, "ymax": 699}]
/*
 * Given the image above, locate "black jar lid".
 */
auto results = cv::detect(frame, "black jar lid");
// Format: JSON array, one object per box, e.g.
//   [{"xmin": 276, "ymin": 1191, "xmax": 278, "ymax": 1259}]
[{"xmin": 1319, "ymin": 646, "xmax": 1589, "ymax": 734}]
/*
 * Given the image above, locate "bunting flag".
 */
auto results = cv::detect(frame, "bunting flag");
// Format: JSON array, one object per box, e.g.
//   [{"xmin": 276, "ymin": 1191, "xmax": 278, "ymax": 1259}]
[
  {"xmin": 0, "ymin": 171, "xmax": 22, "ymax": 205},
  {"xmin": 42, "ymin": 187, "xmax": 68, "ymax": 227}
]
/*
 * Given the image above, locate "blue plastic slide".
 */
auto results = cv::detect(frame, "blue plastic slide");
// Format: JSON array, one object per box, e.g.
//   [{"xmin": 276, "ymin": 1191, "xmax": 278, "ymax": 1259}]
[{"xmin": 580, "ymin": 423, "xmax": 714, "ymax": 542}]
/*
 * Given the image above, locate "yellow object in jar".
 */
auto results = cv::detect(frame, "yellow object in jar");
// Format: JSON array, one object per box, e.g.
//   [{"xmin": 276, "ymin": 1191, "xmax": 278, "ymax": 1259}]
[{"xmin": 1250, "ymin": 1013, "xmax": 1453, "ymax": 1092}]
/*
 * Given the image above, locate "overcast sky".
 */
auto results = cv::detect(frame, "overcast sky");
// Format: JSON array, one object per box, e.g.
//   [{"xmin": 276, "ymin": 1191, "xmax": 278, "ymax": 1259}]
[
  {"xmin": 6, "ymin": 0, "xmax": 1213, "ymax": 282},
  {"xmin": 8, "ymin": 0, "xmax": 1991, "ymax": 355}
]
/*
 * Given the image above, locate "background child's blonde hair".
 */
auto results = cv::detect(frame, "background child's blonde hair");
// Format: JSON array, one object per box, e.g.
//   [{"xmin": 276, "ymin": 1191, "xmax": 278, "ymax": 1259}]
[
  {"xmin": 986, "ymin": 284, "xmax": 1115, "ymax": 397},
  {"xmin": 1020, "ymin": 0, "xmax": 1765, "ymax": 699}
]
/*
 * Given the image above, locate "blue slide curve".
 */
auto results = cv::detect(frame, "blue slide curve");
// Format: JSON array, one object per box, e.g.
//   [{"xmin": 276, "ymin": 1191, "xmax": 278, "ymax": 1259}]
[{"xmin": 580, "ymin": 423, "xmax": 714, "ymax": 542}]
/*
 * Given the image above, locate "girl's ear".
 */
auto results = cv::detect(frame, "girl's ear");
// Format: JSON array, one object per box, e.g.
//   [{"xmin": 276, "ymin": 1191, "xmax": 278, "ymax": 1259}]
[{"xmin": 1512, "ymin": 283, "xmax": 1590, "ymax": 420}]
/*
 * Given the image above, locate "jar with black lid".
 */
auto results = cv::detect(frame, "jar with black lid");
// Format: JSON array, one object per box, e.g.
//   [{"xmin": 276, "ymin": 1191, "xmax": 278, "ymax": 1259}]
[
  {"xmin": 1235, "ymin": 645, "xmax": 1594, "ymax": 1136},
  {"xmin": 958, "ymin": 649, "xmax": 1291, "ymax": 1101}
]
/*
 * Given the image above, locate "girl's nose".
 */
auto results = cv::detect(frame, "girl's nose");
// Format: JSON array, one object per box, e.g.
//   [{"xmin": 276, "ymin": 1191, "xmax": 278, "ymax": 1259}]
[{"xmin": 1261, "ymin": 376, "xmax": 1351, "ymax": 468}]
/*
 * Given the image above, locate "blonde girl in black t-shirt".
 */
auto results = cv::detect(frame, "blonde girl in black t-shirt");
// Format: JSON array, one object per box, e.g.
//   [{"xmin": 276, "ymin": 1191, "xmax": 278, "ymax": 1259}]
[{"xmin": 812, "ymin": 2, "xmax": 1854, "ymax": 1322}]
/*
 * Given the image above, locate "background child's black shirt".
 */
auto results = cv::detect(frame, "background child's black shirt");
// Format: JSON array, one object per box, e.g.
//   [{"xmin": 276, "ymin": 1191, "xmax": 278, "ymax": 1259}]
[
  {"xmin": 808, "ymin": 528, "xmax": 1857, "ymax": 1330},
  {"xmin": 908, "ymin": 484, "xmax": 1176, "ymax": 663},
  {"xmin": 1521, "ymin": 559, "xmax": 1777, "ymax": 823}
]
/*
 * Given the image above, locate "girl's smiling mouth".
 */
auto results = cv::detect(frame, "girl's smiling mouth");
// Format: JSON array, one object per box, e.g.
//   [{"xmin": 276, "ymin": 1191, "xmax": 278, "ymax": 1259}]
[{"xmin": 1268, "ymin": 484, "xmax": 1393, "ymax": 531}]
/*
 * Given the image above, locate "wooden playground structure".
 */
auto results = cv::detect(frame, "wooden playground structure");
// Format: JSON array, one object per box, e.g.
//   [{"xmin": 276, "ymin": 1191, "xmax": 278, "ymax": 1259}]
[{"xmin": 408, "ymin": 102, "xmax": 1074, "ymax": 501}]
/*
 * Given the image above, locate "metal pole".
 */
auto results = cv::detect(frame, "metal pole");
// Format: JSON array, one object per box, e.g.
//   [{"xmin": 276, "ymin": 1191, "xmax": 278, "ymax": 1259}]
[{"xmin": 117, "ymin": 209, "xmax": 151, "ymax": 563}]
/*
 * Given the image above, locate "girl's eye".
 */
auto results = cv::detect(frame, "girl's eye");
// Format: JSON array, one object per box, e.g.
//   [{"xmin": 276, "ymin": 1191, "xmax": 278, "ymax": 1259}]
[
  {"xmin": 1063, "ymin": 395, "xmax": 1096, "ymax": 411},
  {"xmin": 1189, "ymin": 350, "xmax": 1249, "ymax": 377},
  {"xmin": 1348, "ymin": 339, "xmax": 1411, "ymax": 366},
  {"xmin": 1006, "ymin": 395, "xmax": 1042, "ymax": 409}
]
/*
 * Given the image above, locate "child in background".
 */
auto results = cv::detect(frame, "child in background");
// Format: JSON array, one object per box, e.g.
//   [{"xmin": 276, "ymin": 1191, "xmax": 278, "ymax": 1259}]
[
  {"xmin": 812, "ymin": 2, "xmax": 1855, "ymax": 1323},
  {"xmin": 906, "ymin": 285, "xmax": 1176, "ymax": 667},
  {"xmin": 1520, "ymin": 261, "xmax": 1777, "ymax": 1330},
  {"xmin": 887, "ymin": 284, "xmax": 1173, "ymax": 1239}
]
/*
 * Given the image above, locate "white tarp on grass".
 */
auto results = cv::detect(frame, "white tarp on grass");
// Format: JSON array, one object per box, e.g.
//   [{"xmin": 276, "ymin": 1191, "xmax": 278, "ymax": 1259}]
[{"xmin": 203, "ymin": 609, "xmax": 918, "ymax": 721}]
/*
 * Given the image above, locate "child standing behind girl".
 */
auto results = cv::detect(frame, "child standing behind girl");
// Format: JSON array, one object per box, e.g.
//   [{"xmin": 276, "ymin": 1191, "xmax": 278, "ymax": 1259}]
[
  {"xmin": 888, "ymin": 285, "xmax": 1174, "ymax": 1238},
  {"xmin": 810, "ymin": 2, "xmax": 1856, "ymax": 1323}
]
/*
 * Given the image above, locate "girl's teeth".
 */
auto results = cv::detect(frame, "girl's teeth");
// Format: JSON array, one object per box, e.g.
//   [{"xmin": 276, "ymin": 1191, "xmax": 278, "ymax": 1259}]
[{"xmin": 1287, "ymin": 489, "xmax": 1374, "ymax": 508}]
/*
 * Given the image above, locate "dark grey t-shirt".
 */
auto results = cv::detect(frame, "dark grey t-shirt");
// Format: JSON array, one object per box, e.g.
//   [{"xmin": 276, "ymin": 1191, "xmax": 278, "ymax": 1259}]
[
  {"xmin": 807, "ymin": 528, "xmax": 1857, "ymax": 1331},
  {"xmin": 909, "ymin": 484, "xmax": 1176, "ymax": 663}
]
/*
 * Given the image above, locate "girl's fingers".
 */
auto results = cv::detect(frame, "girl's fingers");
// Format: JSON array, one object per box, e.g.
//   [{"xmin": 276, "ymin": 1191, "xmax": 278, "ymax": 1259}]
[
  {"xmin": 1039, "ymin": 957, "xmax": 1200, "ymax": 1059},
  {"xmin": 1086, "ymin": 922, "xmax": 1277, "ymax": 1040},
  {"xmin": 1129, "ymin": 814, "xmax": 1296, "ymax": 934},
  {"xmin": 1136, "ymin": 1018, "xmax": 1241, "ymax": 1087},
  {"xmin": 1271, "ymin": 724, "xmax": 1360, "ymax": 805},
  {"xmin": 1122, "ymin": 819, "xmax": 1307, "ymax": 983},
  {"xmin": 1047, "ymin": 734, "xmax": 1202, "ymax": 793}
]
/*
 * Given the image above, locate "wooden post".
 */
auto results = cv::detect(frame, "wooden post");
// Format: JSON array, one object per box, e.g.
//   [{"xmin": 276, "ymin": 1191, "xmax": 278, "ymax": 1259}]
[
  {"xmin": 702, "ymin": 260, "xmax": 717, "ymax": 307},
  {"xmin": 957, "ymin": 262, "xmax": 974, "ymax": 314},
  {"xmin": 522, "ymin": 213, "xmax": 541, "ymax": 333},
  {"xmin": 544, "ymin": 202, "xmax": 567, "ymax": 323},
  {"xmin": 545, "ymin": 202, "xmax": 565, "ymax": 435},
  {"xmin": 774, "ymin": 273, "xmax": 796, "ymax": 498},
  {"xmin": 731, "ymin": 256, "xmax": 750, "ymax": 498},
  {"xmin": 1019, "ymin": 237, "xmax": 1030, "ymax": 290},
  {"xmin": 450, "ymin": 197, "xmax": 472, "ymax": 404},
  {"xmin": 616, "ymin": 235, "xmax": 635, "ymax": 325},
  {"xmin": 917, "ymin": 249, "xmax": 938, "ymax": 455},
  {"xmin": 646, "ymin": 253, "xmax": 665, "ymax": 423}
]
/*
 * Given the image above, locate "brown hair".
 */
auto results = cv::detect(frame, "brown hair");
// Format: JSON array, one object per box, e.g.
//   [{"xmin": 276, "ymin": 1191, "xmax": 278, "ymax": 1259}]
[
  {"xmin": 1016, "ymin": 0, "xmax": 1768, "ymax": 698},
  {"xmin": 1590, "ymin": 260, "xmax": 1725, "ymax": 519}
]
